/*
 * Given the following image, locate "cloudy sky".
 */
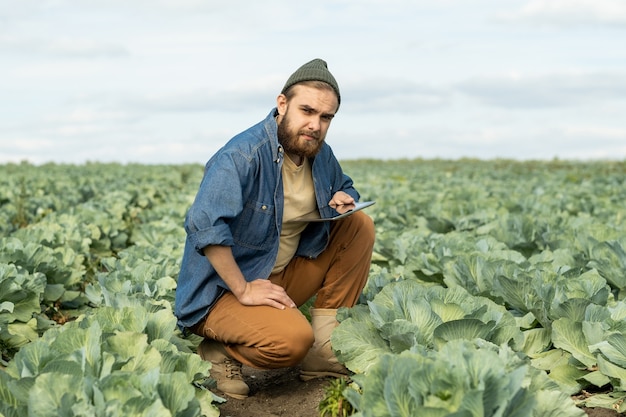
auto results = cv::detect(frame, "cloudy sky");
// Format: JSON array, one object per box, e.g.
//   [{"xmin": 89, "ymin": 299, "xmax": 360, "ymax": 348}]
[{"xmin": 1, "ymin": 0, "xmax": 625, "ymax": 164}]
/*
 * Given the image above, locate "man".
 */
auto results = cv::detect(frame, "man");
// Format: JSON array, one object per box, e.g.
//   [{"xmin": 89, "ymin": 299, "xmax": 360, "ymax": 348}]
[{"xmin": 175, "ymin": 59, "xmax": 375, "ymax": 399}]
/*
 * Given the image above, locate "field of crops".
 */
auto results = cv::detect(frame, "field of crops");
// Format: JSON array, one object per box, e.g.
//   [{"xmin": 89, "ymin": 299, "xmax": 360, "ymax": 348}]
[{"xmin": 1, "ymin": 159, "xmax": 626, "ymax": 416}]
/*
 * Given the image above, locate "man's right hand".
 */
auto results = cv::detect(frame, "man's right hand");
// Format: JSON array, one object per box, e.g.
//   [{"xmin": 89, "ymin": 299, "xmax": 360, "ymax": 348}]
[
  {"xmin": 203, "ymin": 245, "xmax": 296, "ymax": 310},
  {"xmin": 236, "ymin": 279, "xmax": 296, "ymax": 310}
]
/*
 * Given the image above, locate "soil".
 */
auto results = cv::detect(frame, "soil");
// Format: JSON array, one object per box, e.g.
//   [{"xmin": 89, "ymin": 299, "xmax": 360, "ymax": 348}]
[
  {"xmin": 215, "ymin": 365, "xmax": 327, "ymax": 417},
  {"xmin": 585, "ymin": 410, "xmax": 624, "ymax": 417},
  {"xmin": 213, "ymin": 366, "xmax": 624, "ymax": 417}
]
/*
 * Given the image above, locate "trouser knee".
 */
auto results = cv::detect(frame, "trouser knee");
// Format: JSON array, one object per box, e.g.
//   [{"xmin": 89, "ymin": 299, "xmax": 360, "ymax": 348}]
[
  {"xmin": 248, "ymin": 323, "xmax": 315, "ymax": 369},
  {"xmin": 355, "ymin": 211, "xmax": 376, "ymax": 246}
]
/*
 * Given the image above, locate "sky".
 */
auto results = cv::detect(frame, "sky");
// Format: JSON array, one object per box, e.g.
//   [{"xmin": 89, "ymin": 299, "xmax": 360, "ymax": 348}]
[{"xmin": 1, "ymin": 0, "xmax": 626, "ymax": 165}]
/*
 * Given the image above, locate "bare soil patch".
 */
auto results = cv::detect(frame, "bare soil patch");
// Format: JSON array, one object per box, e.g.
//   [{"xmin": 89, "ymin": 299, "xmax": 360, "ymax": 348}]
[
  {"xmin": 584, "ymin": 408, "xmax": 623, "ymax": 417},
  {"xmin": 215, "ymin": 365, "xmax": 327, "ymax": 417}
]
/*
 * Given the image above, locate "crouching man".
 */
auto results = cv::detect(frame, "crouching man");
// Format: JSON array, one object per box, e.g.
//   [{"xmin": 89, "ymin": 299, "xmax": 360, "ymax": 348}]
[{"xmin": 175, "ymin": 59, "xmax": 375, "ymax": 399}]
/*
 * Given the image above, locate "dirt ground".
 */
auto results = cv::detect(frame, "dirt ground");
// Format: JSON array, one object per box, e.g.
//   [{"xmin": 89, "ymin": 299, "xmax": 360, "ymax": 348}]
[
  {"xmin": 585, "ymin": 410, "xmax": 624, "ymax": 417},
  {"xmin": 215, "ymin": 365, "xmax": 328, "ymax": 417},
  {"xmin": 212, "ymin": 366, "xmax": 623, "ymax": 417},
  {"xmin": 584, "ymin": 407, "xmax": 624, "ymax": 417}
]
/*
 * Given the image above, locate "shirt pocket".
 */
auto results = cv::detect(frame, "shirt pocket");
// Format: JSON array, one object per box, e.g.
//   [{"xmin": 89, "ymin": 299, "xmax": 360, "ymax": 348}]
[{"xmin": 232, "ymin": 200, "xmax": 275, "ymax": 250}]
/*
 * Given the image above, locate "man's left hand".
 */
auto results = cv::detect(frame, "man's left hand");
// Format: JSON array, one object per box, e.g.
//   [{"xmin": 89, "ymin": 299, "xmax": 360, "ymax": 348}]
[{"xmin": 328, "ymin": 191, "xmax": 355, "ymax": 214}]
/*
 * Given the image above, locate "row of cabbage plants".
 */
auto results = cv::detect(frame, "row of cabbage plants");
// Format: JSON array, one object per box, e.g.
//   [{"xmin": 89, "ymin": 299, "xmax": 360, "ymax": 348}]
[
  {"xmin": 0, "ymin": 163, "xmax": 221, "ymax": 417},
  {"xmin": 2, "ymin": 159, "xmax": 625, "ymax": 416},
  {"xmin": 334, "ymin": 159, "xmax": 626, "ymax": 416}
]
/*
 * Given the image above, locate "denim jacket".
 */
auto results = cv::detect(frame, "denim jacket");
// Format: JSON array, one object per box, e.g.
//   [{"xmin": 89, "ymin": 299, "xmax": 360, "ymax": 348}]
[{"xmin": 175, "ymin": 109, "xmax": 359, "ymax": 330}]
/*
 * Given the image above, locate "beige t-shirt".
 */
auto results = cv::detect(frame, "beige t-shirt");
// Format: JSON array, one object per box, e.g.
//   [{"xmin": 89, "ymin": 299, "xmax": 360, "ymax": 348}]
[{"xmin": 272, "ymin": 155, "xmax": 318, "ymax": 274}]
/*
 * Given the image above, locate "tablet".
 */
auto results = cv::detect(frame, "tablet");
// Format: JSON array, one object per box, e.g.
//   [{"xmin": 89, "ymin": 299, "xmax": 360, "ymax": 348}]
[{"xmin": 292, "ymin": 201, "xmax": 375, "ymax": 222}]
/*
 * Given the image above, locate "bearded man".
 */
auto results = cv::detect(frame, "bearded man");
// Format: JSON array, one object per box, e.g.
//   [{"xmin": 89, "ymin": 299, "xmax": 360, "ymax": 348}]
[{"xmin": 175, "ymin": 59, "xmax": 375, "ymax": 399}]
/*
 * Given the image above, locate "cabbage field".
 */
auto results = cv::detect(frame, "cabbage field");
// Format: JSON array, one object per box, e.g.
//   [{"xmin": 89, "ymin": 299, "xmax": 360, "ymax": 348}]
[{"xmin": 1, "ymin": 159, "xmax": 626, "ymax": 416}]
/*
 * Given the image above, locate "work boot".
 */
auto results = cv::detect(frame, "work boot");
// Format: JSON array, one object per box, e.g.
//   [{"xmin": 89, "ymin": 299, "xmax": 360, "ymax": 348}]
[
  {"xmin": 197, "ymin": 339, "xmax": 249, "ymax": 399},
  {"xmin": 300, "ymin": 308, "xmax": 350, "ymax": 381}
]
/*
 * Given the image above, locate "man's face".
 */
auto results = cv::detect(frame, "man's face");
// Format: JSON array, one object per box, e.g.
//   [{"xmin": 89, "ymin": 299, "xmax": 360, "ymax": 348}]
[{"xmin": 276, "ymin": 85, "xmax": 338, "ymax": 161}]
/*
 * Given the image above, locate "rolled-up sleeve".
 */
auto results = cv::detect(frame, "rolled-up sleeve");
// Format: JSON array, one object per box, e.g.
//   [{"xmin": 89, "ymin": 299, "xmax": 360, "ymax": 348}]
[
  {"xmin": 186, "ymin": 221, "xmax": 234, "ymax": 255},
  {"xmin": 184, "ymin": 151, "xmax": 250, "ymax": 255}
]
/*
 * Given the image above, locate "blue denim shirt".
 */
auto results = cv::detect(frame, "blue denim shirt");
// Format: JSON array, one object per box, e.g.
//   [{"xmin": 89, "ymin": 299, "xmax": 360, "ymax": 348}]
[{"xmin": 175, "ymin": 109, "xmax": 359, "ymax": 330}]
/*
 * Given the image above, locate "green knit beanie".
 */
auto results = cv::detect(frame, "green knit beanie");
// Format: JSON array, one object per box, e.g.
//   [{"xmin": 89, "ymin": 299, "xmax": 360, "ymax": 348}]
[{"xmin": 281, "ymin": 58, "xmax": 341, "ymax": 105}]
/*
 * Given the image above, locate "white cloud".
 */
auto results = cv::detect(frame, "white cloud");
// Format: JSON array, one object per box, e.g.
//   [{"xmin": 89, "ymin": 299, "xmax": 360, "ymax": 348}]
[
  {"xmin": 0, "ymin": 35, "xmax": 129, "ymax": 58},
  {"xmin": 35, "ymin": 108, "xmax": 140, "ymax": 138},
  {"xmin": 2, "ymin": 0, "xmax": 625, "ymax": 164},
  {"xmin": 118, "ymin": 88, "xmax": 275, "ymax": 114},
  {"xmin": 342, "ymin": 79, "xmax": 451, "ymax": 113},
  {"xmin": 504, "ymin": 0, "xmax": 626, "ymax": 26},
  {"xmin": 456, "ymin": 71, "xmax": 626, "ymax": 108}
]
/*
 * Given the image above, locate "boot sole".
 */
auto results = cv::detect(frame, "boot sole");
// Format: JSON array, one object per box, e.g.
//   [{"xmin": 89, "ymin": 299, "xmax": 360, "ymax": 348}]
[
  {"xmin": 220, "ymin": 391, "xmax": 249, "ymax": 400},
  {"xmin": 299, "ymin": 370, "xmax": 349, "ymax": 381}
]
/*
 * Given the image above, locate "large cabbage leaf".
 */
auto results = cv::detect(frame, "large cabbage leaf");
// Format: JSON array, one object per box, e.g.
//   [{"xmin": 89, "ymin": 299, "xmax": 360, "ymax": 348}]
[
  {"xmin": 346, "ymin": 340, "xmax": 584, "ymax": 417},
  {"xmin": 587, "ymin": 237, "xmax": 626, "ymax": 297},
  {"xmin": 334, "ymin": 280, "xmax": 523, "ymax": 372},
  {"xmin": 0, "ymin": 305, "xmax": 218, "ymax": 417}
]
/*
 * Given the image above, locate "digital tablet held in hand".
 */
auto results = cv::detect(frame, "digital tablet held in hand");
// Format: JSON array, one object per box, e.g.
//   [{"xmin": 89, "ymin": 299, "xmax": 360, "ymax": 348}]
[{"xmin": 292, "ymin": 201, "xmax": 375, "ymax": 222}]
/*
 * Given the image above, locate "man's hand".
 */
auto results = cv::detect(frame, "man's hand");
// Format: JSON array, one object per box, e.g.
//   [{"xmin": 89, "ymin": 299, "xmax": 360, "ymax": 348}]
[
  {"xmin": 328, "ymin": 191, "xmax": 355, "ymax": 214},
  {"xmin": 203, "ymin": 245, "xmax": 296, "ymax": 310},
  {"xmin": 237, "ymin": 279, "xmax": 296, "ymax": 310}
]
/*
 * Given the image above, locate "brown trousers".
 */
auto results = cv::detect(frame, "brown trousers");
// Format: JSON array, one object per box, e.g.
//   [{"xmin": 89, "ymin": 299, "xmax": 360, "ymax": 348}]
[{"xmin": 191, "ymin": 211, "xmax": 375, "ymax": 369}]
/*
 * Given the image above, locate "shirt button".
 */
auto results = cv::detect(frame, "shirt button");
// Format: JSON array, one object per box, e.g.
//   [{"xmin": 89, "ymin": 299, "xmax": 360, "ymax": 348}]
[{"xmin": 261, "ymin": 205, "xmax": 267, "ymax": 210}]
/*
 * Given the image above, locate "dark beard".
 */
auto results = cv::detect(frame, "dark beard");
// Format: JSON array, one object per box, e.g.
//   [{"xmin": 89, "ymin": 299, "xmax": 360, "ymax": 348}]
[{"xmin": 277, "ymin": 114, "xmax": 324, "ymax": 159}]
